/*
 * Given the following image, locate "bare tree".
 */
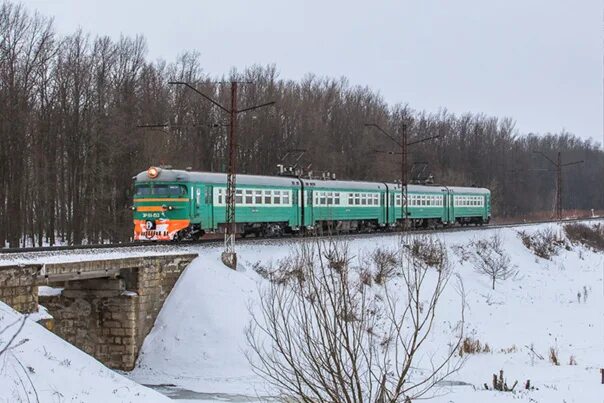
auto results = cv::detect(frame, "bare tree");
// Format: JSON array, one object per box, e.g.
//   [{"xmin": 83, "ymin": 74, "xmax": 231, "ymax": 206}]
[
  {"xmin": 472, "ymin": 232, "xmax": 516, "ymax": 290},
  {"xmin": 246, "ymin": 240, "xmax": 465, "ymax": 402},
  {"xmin": 1, "ymin": 1, "xmax": 603, "ymax": 246},
  {"xmin": 0, "ymin": 312, "xmax": 39, "ymax": 402}
]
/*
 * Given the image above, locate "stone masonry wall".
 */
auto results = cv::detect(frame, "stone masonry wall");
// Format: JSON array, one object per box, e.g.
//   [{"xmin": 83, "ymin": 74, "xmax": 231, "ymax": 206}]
[
  {"xmin": 40, "ymin": 278, "xmax": 138, "ymax": 369},
  {"xmin": 38, "ymin": 254, "xmax": 197, "ymax": 370},
  {"xmin": 0, "ymin": 264, "xmax": 40, "ymax": 314}
]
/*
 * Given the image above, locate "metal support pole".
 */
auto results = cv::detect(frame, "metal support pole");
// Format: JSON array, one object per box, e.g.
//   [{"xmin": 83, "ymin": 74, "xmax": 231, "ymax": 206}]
[
  {"xmin": 222, "ymin": 82, "xmax": 238, "ymax": 268},
  {"xmin": 167, "ymin": 80, "xmax": 274, "ymax": 270},
  {"xmin": 365, "ymin": 122, "xmax": 440, "ymax": 233},
  {"xmin": 532, "ymin": 150, "xmax": 582, "ymax": 222},
  {"xmin": 401, "ymin": 125, "xmax": 408, "ymax": 231},
  {"xmin": 556, "ymin": 151, "xmax": 562, "ymax": 222}
]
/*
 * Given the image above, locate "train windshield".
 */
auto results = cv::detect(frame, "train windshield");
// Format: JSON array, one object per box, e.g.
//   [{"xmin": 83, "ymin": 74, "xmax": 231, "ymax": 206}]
[{"xmin": 135, "ymin": 184, "xmax": 188, "ymax": 197}]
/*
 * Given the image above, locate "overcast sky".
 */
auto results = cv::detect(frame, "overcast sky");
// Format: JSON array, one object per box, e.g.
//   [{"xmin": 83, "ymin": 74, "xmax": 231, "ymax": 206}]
[{"xmin": 23, "ymin": 0, "xmax": 603, "ymax": 143}]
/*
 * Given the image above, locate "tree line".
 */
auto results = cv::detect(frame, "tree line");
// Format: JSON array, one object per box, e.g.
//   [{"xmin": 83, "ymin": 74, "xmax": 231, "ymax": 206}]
[{"xmin": 1, "ymin": 1, "xmax": 602, "ymax": 247}]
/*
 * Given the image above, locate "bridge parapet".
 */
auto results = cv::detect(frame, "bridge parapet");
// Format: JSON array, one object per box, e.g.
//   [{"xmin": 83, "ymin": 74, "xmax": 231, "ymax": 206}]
[{"xmin": 0, "ymin": 264, "xmax": 39, "ymax": 313}]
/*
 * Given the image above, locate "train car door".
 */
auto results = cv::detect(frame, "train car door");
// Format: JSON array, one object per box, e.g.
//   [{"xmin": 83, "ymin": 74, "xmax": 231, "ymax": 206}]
[
  {"xmin": 389, "ymin": 192, "xmax": 394, "ymax": 224},
  {"xmin": 191, "ymin": 185, "xmax": 200, "ymax": 218},
  {"xmin": 306, "ymin": 189, "xmax": 314, "ymax": 226},
  {"xmin": 442, "ymin": 192, "xmax": 448, "ymax": 224},
  {"xmin": 448, "ymin": 191, "xmax": 455, "ymax": 224},
  {"xmin": 381, "ymin": 191, "xmax": 387, "ymax": 225},
  {"xmin": 292, "ymin": 188, "xmax": 300, "ymax": 228},
  {"xmin": 202, "ymin": 185, "xmax": 213, "ymax": 229}
]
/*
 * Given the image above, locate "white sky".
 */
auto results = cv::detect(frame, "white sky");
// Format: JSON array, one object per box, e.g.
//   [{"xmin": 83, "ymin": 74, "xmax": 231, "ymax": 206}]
[{"xmin": 23, "ymin": 0, "xmax": 604, "ymax": 143}]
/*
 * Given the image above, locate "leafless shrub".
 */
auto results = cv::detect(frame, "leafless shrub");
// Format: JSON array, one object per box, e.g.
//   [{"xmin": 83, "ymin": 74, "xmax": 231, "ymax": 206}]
[
  {"xmin": 253, "ymin": 246, "xmax": 316, "ymax": 285},
  {"xmin": 359, "ymin": 268, "xmax": 373, "ymax": 286},
  {"xmin": 451, "ymin": 244, "xmax": 473, "ymax": 264},
  {"xmin": 499, "ymin": 345, "xmax": 517, "ymax": 354},
  {"xmin": 0, "ymin": 311, "xmax": 39, "ymax": 402},
  {"xmin": 526, "ymin": 343, "xmax": 543, "ymax": 366},
  {"xmin": 405, "ymin": 236, "xmax": 447, "ymax": 270},
  {"xmin": 519, "ymin": 228, "xmax": 566, "ymax": 259},
  {"xmin": 246, "ymin": 240, "xmax": 465, "ymax": 402},
  {"xmin": 564, "ymin": 223, "xmax": 604, "ymax": 251},
  {"xmin": 251, "ymin": 261, "xmax": 270, "ymax": 279},
  {"xmin": 459, "ymin": 337, "xmax": 491, "ymax": 356},
  {"xmin": 372, "ymin": 247, "xmax": 399, "ymax": 285},
  {"xmin": 484, "ymin": 370, "xmax": 518, "ymax": 392},
  {"xmin": 472, "ymin": 233, "xmax": 516, "ymax": 290},
  {"xmin": 549, "ymin": 347, "xmax": 560, "ymax": 366}
]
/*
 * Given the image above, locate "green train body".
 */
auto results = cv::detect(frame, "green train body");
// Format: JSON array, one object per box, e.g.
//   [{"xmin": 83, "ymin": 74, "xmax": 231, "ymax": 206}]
[{"xmin": 133, "ymin": 167, "xmax": 491, "ymax": 241}]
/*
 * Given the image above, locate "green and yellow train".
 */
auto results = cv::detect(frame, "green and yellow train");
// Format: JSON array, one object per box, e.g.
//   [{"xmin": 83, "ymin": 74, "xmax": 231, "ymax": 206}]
[{"xmin": 133, "ymin": 166, "xmax": 491, "ymax": 241}]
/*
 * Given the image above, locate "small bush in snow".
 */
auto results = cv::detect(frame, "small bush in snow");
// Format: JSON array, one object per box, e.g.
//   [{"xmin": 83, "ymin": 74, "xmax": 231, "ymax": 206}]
[
  {"xmin": 405, "ymin": 236, "xmax": 447, "ymax": 270},
  {"xmin": 484, "ymin": 370, "xmax": 518, "ymax": 392},
  {"xmin": 564, "ymin": 223, "xmax": 604, "ymax": 251},
  {"xmin": 549, "ymin": 347, "xmax": 560, "ymax": 366},
  {"xmin": 372, "ymin": 248, "xmax": 399, "ymax": 285},
  {"xmin": 472, "ymin": 233, "xmax": 516, "ymax": 290},
  {"xmin": 519, "ymin": 228, "xmax": 566, "ymax": 260},
  {"xmin": 251, "ymin": 261, "xmax": 270, "ymax": 279},
  {"xmin": 451, "ymin": 244, "xmax": 472, "ymax": 263},
  {"xmin": 459, "ymin": 337, "xmax": 491, "ymax": 356},
  {"xmin": 359, "ymin": 268, "xmax": 373, "ymax": 286},
  {"xmin": 499, "ymin": 345, "xmax": 518, "ymax": 354},
  {"xmin": 254, "ymin": 247, "xmax": 317, "ymax": 285}
]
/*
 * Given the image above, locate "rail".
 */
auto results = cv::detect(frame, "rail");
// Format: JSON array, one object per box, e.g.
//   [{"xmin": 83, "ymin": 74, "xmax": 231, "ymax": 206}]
[{"xmin": 0, "ymin": 216, "xmax": 601, "ymax": 256}]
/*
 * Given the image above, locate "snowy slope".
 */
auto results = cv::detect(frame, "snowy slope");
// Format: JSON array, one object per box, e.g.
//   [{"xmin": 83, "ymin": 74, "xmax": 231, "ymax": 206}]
[
  {"xmin": 0, "ymin": 302, "xmax": 170, "ymax": 403},
  {"xmin": 128, "ymin": 221, "xmax": 604, "ymax": 402}
]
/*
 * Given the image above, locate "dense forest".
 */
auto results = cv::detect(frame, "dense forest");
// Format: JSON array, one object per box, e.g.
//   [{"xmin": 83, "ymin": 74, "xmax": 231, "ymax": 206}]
[{"xmin": 1, "ymin": 2, "xmax": 603, "ymax": 247}]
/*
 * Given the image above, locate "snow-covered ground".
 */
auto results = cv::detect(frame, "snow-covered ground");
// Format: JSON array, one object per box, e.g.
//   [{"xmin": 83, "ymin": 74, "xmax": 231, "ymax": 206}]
[
  {"xmin": 127, "ymin": 221, "xmax": 603, "ymax": 402},
  {"xmin": 0, "ymin": 302, "xmax": 171, "ymax": 402},
  {"xmin": 1, "ymin": 221, "xmax": 602, "ymax": 402}
]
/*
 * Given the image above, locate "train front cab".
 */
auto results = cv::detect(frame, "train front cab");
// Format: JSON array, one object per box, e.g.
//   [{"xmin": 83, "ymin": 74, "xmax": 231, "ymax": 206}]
[{"xmin": 133, "ymin": 167, "xmax": 196, "ymax": 241}]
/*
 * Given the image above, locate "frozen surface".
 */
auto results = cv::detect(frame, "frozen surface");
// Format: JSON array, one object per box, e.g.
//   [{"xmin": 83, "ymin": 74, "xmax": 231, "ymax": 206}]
[
  {"xmin": 125, "ymin": 221, "xmax": 604, "ymax": 402},
  {"xmin": 0, "ymin": 302, "xmax": 170, "ymax": 402}
]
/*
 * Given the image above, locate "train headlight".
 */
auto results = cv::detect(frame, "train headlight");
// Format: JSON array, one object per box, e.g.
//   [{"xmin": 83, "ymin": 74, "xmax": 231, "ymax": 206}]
[
  {"xmin": 147, "ymin": 166, "xmax": 160, "ymax": 179},
  {"xmin": 168, "ymin": 206, "xmax": 174, "ymax": 211}
]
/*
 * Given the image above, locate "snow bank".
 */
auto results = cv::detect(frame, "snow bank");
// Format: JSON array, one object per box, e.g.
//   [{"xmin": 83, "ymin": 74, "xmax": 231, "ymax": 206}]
[
  {"xmin": 0, "ymin": 302, "xmax": 170, "ymax": 402},
  {"xmin": 129, "ymin": 221, "xmax": 604, "ymax": 402}
]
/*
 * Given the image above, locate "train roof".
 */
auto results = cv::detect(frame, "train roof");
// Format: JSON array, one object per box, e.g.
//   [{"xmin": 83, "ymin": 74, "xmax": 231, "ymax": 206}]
[
  {"xmin": 385, "ymin": 183, "xmax": 490, "ymax": 194},
  {"xmin": 135, "ymin": 168, "xmax": 490, "ymax": 194},
  {"xmin": 386, "ymin": 183, "xmax": 448, "ymax": 192},
  {"xmin": 134, "ymin": 168, "xmax": 385, "ymax": 190},
  {"xmin": 300, "ymin": 178, "xmax": 385, "ymax": 191},
  {"xmin": 447, "ymin": 186, "xmax": 490, "ymax": 194},
  {"xmin": 134, "ymin": 169, "xmax": 300, "ymax": 187}
]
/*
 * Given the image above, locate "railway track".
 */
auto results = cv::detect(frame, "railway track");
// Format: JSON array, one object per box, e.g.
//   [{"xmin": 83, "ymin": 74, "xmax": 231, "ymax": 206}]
[{"xmin": 0, "ymin": 216, "xmax": 601, "ymax": 256}]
